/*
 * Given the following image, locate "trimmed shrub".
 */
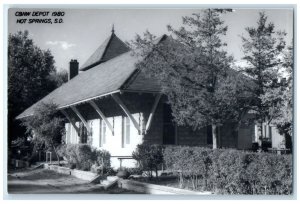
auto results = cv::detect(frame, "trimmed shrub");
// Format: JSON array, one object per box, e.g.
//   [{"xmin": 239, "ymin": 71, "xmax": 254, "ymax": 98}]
[
  {"xmin": 116, "ymin": 169, "xmax": 130, "ymax": 179},
  {"xmin": 132, "ymin": 144, "xmax": 163, "ymax": 178},
  {"xmin": 117, "ymin": 167, "xmax": 143, "ymax": 176},
  {"xmin": 94, "ymin": 149, "xmax": 111, "ymax": 168},
  {"xmin": 163, "ymin": 146, "xmax": 292, "ymax": 194},
  {"xmin": 164, "ymin": 146, "xmax": 213, "ymax": 190},
  {"xmin": 58, "ymin": 144, "xmax": 111, "ymax": 172},
  {"xmin": 242, "ymin": 153, "xmax": 292, "ymax": 195},
  {"xmin": 92, "ymin": 149, "xmax": 111, "ymax": 175},
  {"xmin": 64, "ymin": 144, "xmax": 94, "ymax": 171},
  {"xmin": 126, "ymin": 167, "xmax": 143, "ymax": 176},
  {"xmin": 210, "ymin": 149, "xmax": 248, "ymax": 194}
]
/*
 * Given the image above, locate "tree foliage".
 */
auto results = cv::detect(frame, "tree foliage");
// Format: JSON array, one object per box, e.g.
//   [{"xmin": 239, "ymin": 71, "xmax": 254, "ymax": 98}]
[
  {"xmin": 260, "ymin": 45, "xmax": 293, "ymax": 147},
  {"xmin": 132, "ymin": 144, "xmax": 163, "ymax": 178},
  {"xmin": 22, "ymin": 102, "xmax": 65, "ymax": 162},
  {"xmin": 8, "ymin": 30, "xmax": 65, "ymax": 144},
  {"xmin": 49, "ymin": 69, "xmax": 68, "ymax": 87},
  {"xmin": 130, "ymin": 10, "xmax": 250, "ymax": 148},
  {"xmin": 241, "ymin": 12, "xmax": 291, "ymax": 145}
]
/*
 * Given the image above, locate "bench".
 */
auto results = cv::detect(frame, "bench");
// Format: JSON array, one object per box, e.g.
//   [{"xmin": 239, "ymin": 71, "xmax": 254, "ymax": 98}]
[{"xmin": 115, "ymin": 156, "xmax": 134, "ymax": 169}]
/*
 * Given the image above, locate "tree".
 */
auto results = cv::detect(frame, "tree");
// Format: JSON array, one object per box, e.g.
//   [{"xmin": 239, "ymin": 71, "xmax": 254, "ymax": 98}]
[
  {"xmin": 241, "ymin": 12, "xmax": 287, "ymax": 147},
  {"xmin": 49, "ymin": 69, "xmax": 68, "ymax": 87},
  {"xmin": 8, "ymin": 30, "xmax": 59, "ymax": 146},
  {"xmin": 21, "ymin": 102, "xmax": 65, "ymax": 164},
  {"xmin": 130, "ymin": 9, "xmax": 249, "ymax": 149},
  {"xmin": 260, "ymin": 45, "xmax": 293, "ymax": 149}
]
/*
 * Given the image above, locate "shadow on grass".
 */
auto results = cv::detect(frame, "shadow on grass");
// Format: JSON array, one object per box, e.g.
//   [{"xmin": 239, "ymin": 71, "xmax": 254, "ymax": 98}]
[
  {"xmin": 8, "ymin": 182, "xmax": 139, "ymax": 194},
  {"xmin": 7, "ymin": 168, "xmax": 141, "ymax": 194}
]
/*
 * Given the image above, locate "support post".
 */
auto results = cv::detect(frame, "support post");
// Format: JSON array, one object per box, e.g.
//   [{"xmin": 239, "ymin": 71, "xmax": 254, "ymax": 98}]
[
  {"xmin": 61, "ymin": 109, "xmax": 79, "ymax": 134},
  {"xmin": 111, "ymin": 93, "xmax": 140, "ymax": 133},
  {"xmin": 70, "ymin": 106, "xmax": 91, "ymax": 133},
  {"xmin": 89, "ymin": 100, "xmax": 114, "ymax": 135},
  {"xmin": 145, "ymin": 93, "xmax": 162, "ymax": 133}
]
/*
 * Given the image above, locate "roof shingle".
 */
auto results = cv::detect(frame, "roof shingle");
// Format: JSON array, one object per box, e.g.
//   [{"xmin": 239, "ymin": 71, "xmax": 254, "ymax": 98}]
[
  {"xmin": 80, "ymin": 33, "xmax": 129, "ymax": 71},
  {"xmin": 17, "ymin": 51, "xmax": 141, "ymax": 119}
]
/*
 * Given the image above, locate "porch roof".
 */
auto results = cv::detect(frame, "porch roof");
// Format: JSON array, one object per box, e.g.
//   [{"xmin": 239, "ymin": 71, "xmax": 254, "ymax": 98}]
[{"xmin": 16, "ymin": 51, "xmax": 153, "ymax": 119}]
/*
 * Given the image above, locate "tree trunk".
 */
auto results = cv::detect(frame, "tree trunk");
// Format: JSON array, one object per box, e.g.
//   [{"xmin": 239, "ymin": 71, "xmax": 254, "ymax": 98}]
[
  {"xmin": 212, "ymin": 124, "xmax": 218, "ymax": 149},
  {"xmin": 51, "ymin": 143, "xmax": 60, "ymax": 165},
  {"xmin": 258, "ymin": 122, "xmax": 263, "ymax": 150}
]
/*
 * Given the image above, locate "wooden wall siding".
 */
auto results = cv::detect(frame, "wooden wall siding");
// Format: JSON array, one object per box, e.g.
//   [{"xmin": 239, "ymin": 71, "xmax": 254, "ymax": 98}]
[
  {"xmin": 143, "ymin": 101, "xmax": 164, "ymax": 145},
  {"xmin": 65, "ymin": 92, "xmax": 256, "ymax": 151},
  {"xmin": 176, "ymin": 126, "xmax": 208, "ymax": 146},
  {"xmin": 66, "ymin": 92, "xmax": 166, "ymax": 146},
  {"xmin": 219, "ymin": 123, "xmax": 238, "ymax": 148},
  {"xmin": 123, "ymin": 70, "xmax": 162, "ymax": 93},
  {"xmin": 238, "ymin": 122, "xmax": 255, "ymax": 150}
]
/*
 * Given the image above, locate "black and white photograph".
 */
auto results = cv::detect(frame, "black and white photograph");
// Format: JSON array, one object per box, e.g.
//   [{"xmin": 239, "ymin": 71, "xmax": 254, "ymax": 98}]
[{"xmin": 4, "ymin": 4, "xmax": 295, "ymax": 197}]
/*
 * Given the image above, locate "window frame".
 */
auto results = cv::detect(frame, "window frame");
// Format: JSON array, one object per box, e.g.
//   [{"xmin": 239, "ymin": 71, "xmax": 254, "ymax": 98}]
[
  {"xmin": 99, "ymin": 119, "xmax": 107, "ymax": 147},
  {"xmin": 122, "ymin": 116, "xmax": 131, "ymax": 148}
]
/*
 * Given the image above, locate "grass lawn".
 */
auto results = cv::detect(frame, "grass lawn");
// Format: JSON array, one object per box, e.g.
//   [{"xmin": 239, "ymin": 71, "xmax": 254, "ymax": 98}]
[{"xmin": 7, "ymin": 168, "xmax": 138, "ymax": 194}]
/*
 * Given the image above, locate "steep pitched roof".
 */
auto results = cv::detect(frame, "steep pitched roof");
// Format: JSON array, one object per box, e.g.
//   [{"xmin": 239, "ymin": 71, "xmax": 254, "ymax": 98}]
[
  {"xmin": 15, "ymin": 35, "xmax": 172, "ymax": 119},
  {"xmin": 16, "ymin": 51, "xmax": 142, "ymax": 119},
  {"xmin": 80, "ymin": 32, "xmax": 130, "ymax": 71}
]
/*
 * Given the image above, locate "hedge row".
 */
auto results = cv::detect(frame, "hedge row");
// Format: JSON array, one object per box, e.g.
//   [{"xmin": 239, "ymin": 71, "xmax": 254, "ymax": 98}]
[{"xmin": 163, "ymin": 146, "xmax": 292, "ymax": 195}]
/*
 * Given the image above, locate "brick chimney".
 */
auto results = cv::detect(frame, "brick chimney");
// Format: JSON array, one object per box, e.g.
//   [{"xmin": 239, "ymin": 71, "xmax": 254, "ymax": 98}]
[{"xmin": 69, "ymin": 59, "xmax": 79, "ymax": 80}]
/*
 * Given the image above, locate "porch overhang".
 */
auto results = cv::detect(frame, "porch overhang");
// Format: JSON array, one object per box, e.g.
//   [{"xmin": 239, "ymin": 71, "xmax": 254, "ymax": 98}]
[{"xmin": 60, "ymin": 90, "xmax": 163, "ymax": 136}]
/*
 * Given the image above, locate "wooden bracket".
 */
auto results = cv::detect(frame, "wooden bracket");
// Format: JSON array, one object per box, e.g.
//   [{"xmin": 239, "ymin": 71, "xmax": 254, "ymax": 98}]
[
  {"xmin": 60, "ymin": 109, "xmax": 79, "ymax": 134},
  {"xmin": 145, "ymin": 93, "xmax": 162, "ymax": 133},
  {"xmin": 111, "ymin": 93, "xmax": 140, "ymax": 133},
  {"xmin": 70, "ymin": 106, "xmax": 91, "ymax": 133},
  {"xmin": 89, "ymin": 100, "xmax": 114, "ymax": 135}
]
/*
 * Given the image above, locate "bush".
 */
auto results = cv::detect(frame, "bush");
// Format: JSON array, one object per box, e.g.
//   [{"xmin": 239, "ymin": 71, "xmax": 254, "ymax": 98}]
[
  {"xmin": 59, "ymin": 144, "xmax": 111, "ymax": 172},
  {"xmin": 126, "ymin": 167, "xmax": 143, "ymax": 176},
  {"xmin": 116, "ymin": 169, "xmax": 130, "ymax": 179},
  {"xmin": 94, "ymin": 149, "xmax": 111, "ymax": 169},
  {"xmin": 164, "ymin": 146, "xmax": 213, "ymax": 189},
  {"xmin": 163, "ymin": 146, "xmax": 292, "ymax": 194},
  {"xmin": 91, "ymin": 149, "xmax": 111, "ymax": 175},
  {"xmin": 65, "ymin": 144, "xmax": 94, "ymax": 171},
  {"xmin": 242, "ymin": 153, "xmax": 292, "ymax": 195},
  {"xmin": 210, "ymin": 149, "xmax": 248, "ymax": 194},
  {"xmin": 117, "ymin": 167, "xmax": 143, "ymax": 176},
  {"xmin": 132, "ymin": 144, "xmax": 163, "ymax": 178}
]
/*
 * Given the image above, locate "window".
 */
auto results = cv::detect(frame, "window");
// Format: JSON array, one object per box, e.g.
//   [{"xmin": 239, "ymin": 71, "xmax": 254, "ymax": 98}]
[
  {"xmin": 99, "ymin": 120, "xmax": 102, "ymax": 147},
  {"xmin": 103, "ymin": 121, "xmax": 107, "ymax": 144},
  {"xmin": 125, "ymin": 117, "xmax": 130, "ymax": 144},
  {"xmin": 66, "ymin": 123, "xmax": 71, "ymax": 144},
  {"xmin": 99, "ymin": 119, "xmax": 107, "ymax": 147},
  {"xmin": 122, "ymin": 116, "xmax": 130, "ymax": 147}
]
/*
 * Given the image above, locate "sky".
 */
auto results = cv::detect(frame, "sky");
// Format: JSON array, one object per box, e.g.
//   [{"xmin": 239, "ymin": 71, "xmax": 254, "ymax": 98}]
[{"xmin": 8, "ymin": 8, "xmax": 293, "ymax": 72}]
